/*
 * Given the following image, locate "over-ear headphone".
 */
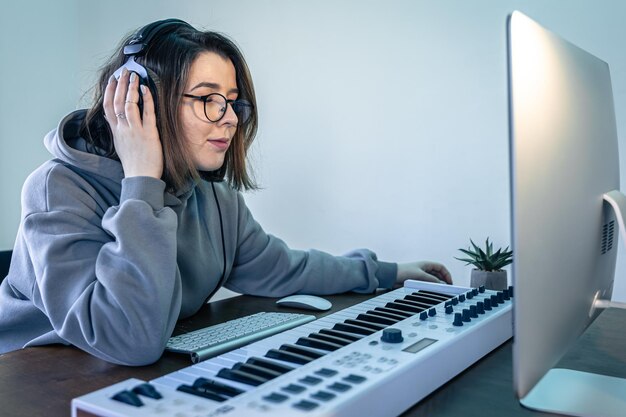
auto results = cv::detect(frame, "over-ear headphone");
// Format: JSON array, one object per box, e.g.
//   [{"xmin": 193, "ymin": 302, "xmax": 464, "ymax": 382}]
[{"xmin": 112, "ymin": 18, "xmax": 194, "ymax": 114}]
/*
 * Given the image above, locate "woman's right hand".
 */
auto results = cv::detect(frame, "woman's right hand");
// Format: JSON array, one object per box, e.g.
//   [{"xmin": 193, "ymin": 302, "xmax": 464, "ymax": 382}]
[{"xmin": 103, "ymin": 67, "xmax": 163, "ymax": 179}]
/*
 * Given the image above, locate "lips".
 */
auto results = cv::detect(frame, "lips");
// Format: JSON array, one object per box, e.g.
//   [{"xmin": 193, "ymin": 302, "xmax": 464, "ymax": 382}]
[{"xmin": 207, "ymin": 138, "xmax": 230, "ymax": 151}]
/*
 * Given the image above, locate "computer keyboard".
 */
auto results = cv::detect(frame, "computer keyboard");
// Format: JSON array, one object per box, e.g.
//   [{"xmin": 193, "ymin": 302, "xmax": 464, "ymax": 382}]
[{"xmin": 166, "ymin": 312, "xmax": 316, "ymax": 363}]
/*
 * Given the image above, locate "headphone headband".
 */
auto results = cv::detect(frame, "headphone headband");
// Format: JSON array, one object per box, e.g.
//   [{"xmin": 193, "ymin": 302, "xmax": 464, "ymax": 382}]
[{"xmin": 123, "ymin": 18, "xmax": 194, "ymax": 56}]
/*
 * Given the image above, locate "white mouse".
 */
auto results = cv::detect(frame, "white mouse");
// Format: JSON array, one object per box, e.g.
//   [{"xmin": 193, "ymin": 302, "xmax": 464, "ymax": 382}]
[{"xmin": 276, "ymin": 295, "xmax": 332, "ymax": 311}]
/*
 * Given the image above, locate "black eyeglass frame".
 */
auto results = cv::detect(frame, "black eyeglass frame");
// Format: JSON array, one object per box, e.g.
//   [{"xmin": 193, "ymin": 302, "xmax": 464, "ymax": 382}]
[{"xmin": 182, "ymin": 92, "xmax": 253, "ymax": 124}]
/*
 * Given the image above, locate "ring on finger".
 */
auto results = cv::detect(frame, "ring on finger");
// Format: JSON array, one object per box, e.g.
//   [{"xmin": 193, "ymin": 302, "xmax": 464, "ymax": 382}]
[
  {"xmin": 115, "ymin": 112, "xmax": 126, "ymax": 120},
  {"xmin": 125, "ymin": 100, "xmax": 138, "ymax": 104}
]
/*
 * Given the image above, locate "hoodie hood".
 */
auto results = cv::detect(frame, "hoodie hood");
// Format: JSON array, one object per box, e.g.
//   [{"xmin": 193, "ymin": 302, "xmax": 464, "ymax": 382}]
[{"xmin": 44, "ymin": 109, "xmax": 125, "ymax": 183}]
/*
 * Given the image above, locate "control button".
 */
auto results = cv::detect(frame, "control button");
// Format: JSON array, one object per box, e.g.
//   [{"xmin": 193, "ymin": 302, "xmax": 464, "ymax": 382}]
[
  {"xmin": 263, "ymin": 393, "xmax": 289, "ymax": 404},
  {"xmin": 462, "ymin": 309, "xmax": 471, "ymax": 322},
  {"xmin": 315, "ymin": 368, "xmax": 338, "ymax": 378},
  {"xmin": 508, "ymin": 285, "xmax": 514, "ymax": 297},
  {"xmin": 469, "ymin": 305, "xmax": 478, "ymax": 318},
  {"xmin": 483, "ymin": 298, "xmax": 492, "ymax": 310},
  {"xmin": 476, "ymin": 301, "xmax": 485, "ymax": 314},
  {"xmin": 327, "ymin": 382, "xmax": 352, "ymax": 392},
  {"xmin": 311, "ymin": 391, "xmax": 336, "ymax": 402},
  {"xmin": 419, "ymin": 311, "xmax": 428, "ymax": 320},
  {"xmin": 293, "ymin": 400, "xmax": 319, "ymax": 411},
  {"xmin": 408, "ymin": 332, "xmax": 418, "ymax": 338},
  {"xmin": 369, "ymin": 340, "xmax": 379, "ymax": 346},
  {"xmin": 497, "ymin": 292, "xmax": 504, "ymax": 303},
  {"xmin": 458, "ymin": 294, "xmax": 466, "ymax": 302},
  {"xmin": 453, "ymin": 313, "xmax": 463, "ymax": 327},
  {"xmin": 479, "ymin": 285, "xmax": 486, "ymax": 293},
  {"xmin": 132, "ymin": 383, "xmax": 162, "ymax": 399},
  {"xmin": 282, "ymin": 384, "xmax": 306, "ymax": 394},
  {"xmin": 503, "ymin": 289, "xmax": 511, "ymax": 300},
  {"xmin": 445, "ymin": 301, "xmax": 452, "ymax": 308},
  {"xmin": 451, "ymin": 297, "xmax": 459, "ymax": 305},
  {"xmin": 445, "ymin": 305, "xmax": 453, "ymax": 314},
  {"xmin": 490, "ymin": 295, "xmax": 499, "ymax": 306},
  {"xmin": 428, "ymin": 307, "xmax": 436, "ymax": 317},
  {"xmin": 472, "ymin": 288, "xmax": 479, "ymax": 296},
  {"xmin": 381, "ymin": 328, "xmax": 404, "ymax": 343},
  {"xmin": 466, "ymin": 291, "xmax": 474, "ymax": 300},
  {"xmin": 299, "ymin": 376, "xmax": 323, "ymax": 386},
  {"xmin": 343, "ymin": 374, "xmax": 367, "ymax": 384},
  {"xmin": 111, "ymin": 390, "xmax": 144, "ymax": 407}
]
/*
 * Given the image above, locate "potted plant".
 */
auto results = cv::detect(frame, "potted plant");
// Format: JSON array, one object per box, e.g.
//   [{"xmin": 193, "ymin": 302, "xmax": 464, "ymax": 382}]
[{"xmin": 455, "ymin": 238, "xmax": 513, "ymax": 290}]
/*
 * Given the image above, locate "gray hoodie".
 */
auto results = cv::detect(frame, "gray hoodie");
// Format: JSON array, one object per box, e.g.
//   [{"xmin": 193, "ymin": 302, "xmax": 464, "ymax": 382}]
[{"xmin": 0, "ymin": 110, "xmax": 397, "ymax": 365}]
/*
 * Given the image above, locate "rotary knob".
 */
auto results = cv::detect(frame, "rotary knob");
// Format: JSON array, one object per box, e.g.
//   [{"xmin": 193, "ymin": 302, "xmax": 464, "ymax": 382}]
[{"xmin": 381, "ymin": 328, "xmax": 404, "ymax": 343}]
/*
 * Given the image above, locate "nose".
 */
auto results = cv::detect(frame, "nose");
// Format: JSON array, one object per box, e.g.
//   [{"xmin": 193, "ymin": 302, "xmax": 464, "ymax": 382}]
[{"xmin": 217, "ymin": 102, "xmax": 239, "ymax": 126}]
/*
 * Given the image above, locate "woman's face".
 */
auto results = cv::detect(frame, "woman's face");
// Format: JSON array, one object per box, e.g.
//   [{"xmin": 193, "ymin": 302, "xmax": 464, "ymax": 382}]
[{"xmin": 180, "ymin": 51, "xmax": 239, "ymax": 171}]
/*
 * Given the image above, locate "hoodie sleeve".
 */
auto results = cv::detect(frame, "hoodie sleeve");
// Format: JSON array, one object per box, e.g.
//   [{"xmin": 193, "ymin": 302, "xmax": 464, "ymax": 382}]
[
  {"xmin": 224, "ymin": 192, "xmax": 397, "ymax": 296},
  {"xmin": 21, "ymin": 168, "xmax": 181, "ymax": 365}
]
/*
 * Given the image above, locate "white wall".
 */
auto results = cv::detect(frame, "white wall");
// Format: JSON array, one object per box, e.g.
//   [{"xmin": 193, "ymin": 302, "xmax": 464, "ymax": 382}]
[{"xmin": 2, "ymin": 0, "xmax": 626, "ymax": 301}]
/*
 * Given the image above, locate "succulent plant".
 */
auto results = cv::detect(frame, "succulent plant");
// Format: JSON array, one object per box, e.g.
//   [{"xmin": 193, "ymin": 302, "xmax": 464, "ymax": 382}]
[{"xmin": 455, "ymin": 238, "xmax": 513, "ymax": 271}]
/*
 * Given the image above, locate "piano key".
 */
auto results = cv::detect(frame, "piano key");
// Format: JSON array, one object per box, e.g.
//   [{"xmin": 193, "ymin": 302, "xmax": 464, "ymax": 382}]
[
  {"xmin": 343, "ymin": 318, "xmax": 387, "ymax": 331},
  {"xmin": 333, "ymin": 322, "xmax": 376, "ymax": 336},
  {"xmin": 279, "ymin": 344, "xmax": 326, "ymax": 360},
  {"xmin": 416, "ymin": 290, "xmax": 453, "ymax": 300},
  {"xmin": 373, "ymin": 306, "xmax": 413, "ymax": 318},
  {"xmin": 192, "ymin": 377, "xmax": 245, "ymax": 397},
  {"xmin": 394, "ymin": 298, "xmax": 431, "ymax": 309},
  {"xmin": 246, "ymin": 357, "xmax": 295, "ymax": 374},
  {"xmin": 176, "ymin": 384, "xmax": 228, "ymax": 402},
  {"xmin": 360, "ymin": 311, "xmax": 402, "ymax": 323},
  {"xmin": 319, "ymin": 328, "xmax": 364, "ymax": 341},
  {"xmin": 308, "ymin": 332, "xmax": 352, "ymax": 346},
  {"xmin": 216, "ymin": 368, "xmax": 268, "ymax": 386},
  {"xmin": 385, "ymin": 302, "xmax": 422, "ymax": 313},
  {"xmin": 295, "ymin": 336, "xmax": 343, "ymax": 351},
  {"xmin": 232, "ymin": 362, "xmax": 282, "ymax": 380},
  {"xmin": 265, "ymin": 348, "xmax": 313, "ymax": 365}
]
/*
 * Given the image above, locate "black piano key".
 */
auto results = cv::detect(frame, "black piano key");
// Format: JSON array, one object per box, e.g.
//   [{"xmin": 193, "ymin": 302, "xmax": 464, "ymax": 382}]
[
  {"xmin": 266, "ymin": 348, "xmax": 313, "ymax": 365},
  {"xmin": 216, "ymin": 368, "xmax": 268, "ymax": 387},
  {"xmin": 246, "ymin": 357, "xmax": 294, "ymax": 375},
  {"xmin": 405, "ymin": 293, "xmax": 444, "ymax": 305},
  {"xmin": 344, "ymin": 318, "xmax": 387, "ymax": 331},
  {"xmin": 193, "ymin": 377, "xmax": 244, "ymax": 397},
  {"xmin": 374, "ymin": 306, "xmax": 413, "ymax": 318},
  {"xmin": 394, "ymin": 298, "xmax": 431, "ymax": 309},
  {"xmin": 319, "ymin": 328, "xmax": 364, "ymax": 341},
  {"xmin": 333, "ymin": 322, "xmax": 376, "ymax": 336},
  {"xmin": 308, "ymin": 332, "xmax": 352, "ymax": 346},
  {"xmin": 385, "ymin": 302, "xmax": 422, "ymax": 313},
  {"xmin": 233, "ymin": 362, "xmax": 282, "ymax": 380},
  {"xmin": 364, "ymin": 310, "xmax": 403, "ymax": 322},
  {"xmin": 356, "ymin": 313, "xmax": 397, "ymax": 326},
  {"xmin": 416, "ymin": 290, "xmax": 452, "ymax": 300},
  {"xmin": 177, "ymin": 384, "xmax": 228, "ymax": 402},
  {"xmin": 279, "ymin": 343, "xmax": 326, "ymax": 359},
  {"xmin": 296, "ymin": 337, "xmax": 342, "ymax": 351}
]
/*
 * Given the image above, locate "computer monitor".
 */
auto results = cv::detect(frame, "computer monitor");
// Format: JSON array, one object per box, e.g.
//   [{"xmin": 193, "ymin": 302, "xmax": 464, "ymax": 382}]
[{"xmin": 508, "ymin": 11, "xmax": 626, "ymax": 417}]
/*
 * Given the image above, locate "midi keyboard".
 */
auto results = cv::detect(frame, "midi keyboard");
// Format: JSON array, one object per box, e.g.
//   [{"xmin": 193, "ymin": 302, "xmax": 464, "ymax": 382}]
[{"xmin": 72, "ymin": 280, "xmax": 513, "ymax": 417}]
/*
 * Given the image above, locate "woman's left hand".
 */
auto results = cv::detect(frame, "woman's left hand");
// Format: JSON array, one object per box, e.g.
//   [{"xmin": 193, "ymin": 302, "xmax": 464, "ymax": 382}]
[{"xmin": 394, "ymin": 261, "xmax": 453, "ymax": 288}]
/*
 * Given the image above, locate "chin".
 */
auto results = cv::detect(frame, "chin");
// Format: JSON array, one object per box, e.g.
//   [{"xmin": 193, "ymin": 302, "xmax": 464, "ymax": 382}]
[{"xmin": 195, "ymin": 159, "xmax": 225, "ymax": 173}]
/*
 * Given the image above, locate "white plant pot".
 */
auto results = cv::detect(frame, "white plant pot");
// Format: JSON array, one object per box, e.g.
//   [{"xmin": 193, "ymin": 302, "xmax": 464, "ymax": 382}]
[{"xmin": 470, "ymin": 269, "xmax": 508, "ymax": 291}]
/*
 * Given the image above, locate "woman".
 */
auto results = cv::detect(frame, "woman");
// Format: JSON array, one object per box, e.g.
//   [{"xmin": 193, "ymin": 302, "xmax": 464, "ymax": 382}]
[{"xmin": 0, "ymin": 19, "xmax": 452, "ymax": 365}]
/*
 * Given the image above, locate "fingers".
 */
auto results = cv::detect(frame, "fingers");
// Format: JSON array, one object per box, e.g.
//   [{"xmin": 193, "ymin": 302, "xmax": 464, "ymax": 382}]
[
  {"xmin": 103, "ymin": 74, "xmax": 117, "ymax": 125},
  {"xmin": 113, "ymin": 68, "xmax": 131, "ymax": 123},
  {"xmin": 140, "ymin": 83, "xmax": 157, "ymax": 126},
  {"xmin": 124, "ymin": 72, "xmax": 141, "ymax": 126}
]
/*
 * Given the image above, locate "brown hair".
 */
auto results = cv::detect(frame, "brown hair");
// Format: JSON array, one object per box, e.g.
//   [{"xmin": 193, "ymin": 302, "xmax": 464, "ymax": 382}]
[{"xmin": 80, "ymin": 23, "xmax": 258, "ymax": 191}]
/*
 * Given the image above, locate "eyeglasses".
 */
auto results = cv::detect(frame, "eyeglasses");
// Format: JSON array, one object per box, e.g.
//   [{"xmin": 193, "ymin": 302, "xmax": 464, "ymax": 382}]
[{"xmin": 183, "ymin": 92, "xmax": 253, "ymax": 125}]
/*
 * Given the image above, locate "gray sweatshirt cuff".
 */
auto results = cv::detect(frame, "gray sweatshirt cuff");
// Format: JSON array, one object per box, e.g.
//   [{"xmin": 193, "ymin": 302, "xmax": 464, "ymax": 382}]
[
  {"xmin": 120, "ymin": 177, "xmax": 166, "ymax": 210},
  {"xmin": 377, "ymin": 261, "xmax": 398, "ymax": 288}
]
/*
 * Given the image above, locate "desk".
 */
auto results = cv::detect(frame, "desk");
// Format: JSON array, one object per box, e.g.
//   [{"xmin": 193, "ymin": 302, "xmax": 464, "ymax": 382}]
[{"xmin": 0, "ymin": 292, "xmax": 624, "ymax": 417}]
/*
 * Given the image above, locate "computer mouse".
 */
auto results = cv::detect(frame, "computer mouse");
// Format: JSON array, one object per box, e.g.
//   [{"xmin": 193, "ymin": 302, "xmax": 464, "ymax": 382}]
[{"xmin": 276, "ymin": 295, "xmax": 332, "ymax": 311}]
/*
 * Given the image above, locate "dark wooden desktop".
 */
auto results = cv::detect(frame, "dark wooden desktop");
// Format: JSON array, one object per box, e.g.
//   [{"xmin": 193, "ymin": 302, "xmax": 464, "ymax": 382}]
[{"xmin": 1, "ymin": 291, "xmax": 624, "ymax": 417}]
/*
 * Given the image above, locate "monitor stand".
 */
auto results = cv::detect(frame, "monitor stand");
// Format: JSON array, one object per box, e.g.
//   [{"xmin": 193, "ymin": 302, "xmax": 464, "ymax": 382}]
[
  {"xmin": 520, "ymin": 368, "xmax": 626, "ymax": 417},
  {"xmin": 520, "ymin": 190, "xmax": 626, "ymax": 417}
]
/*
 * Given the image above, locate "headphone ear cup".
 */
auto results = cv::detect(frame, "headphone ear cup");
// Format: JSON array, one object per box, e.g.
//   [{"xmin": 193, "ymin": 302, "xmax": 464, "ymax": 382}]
[{"xmin": 144, "ymin": 67, "xmax": 161, "ymax": 118}]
